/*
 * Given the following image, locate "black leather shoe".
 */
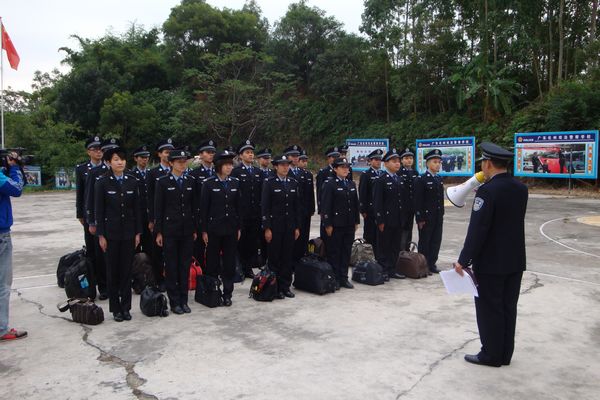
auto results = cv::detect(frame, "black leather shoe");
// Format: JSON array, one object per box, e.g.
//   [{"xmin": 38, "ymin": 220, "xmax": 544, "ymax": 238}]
[
  {"xmin": 340, "ymin": 280, "xmax": 354, "ymax": 289},
  {"xmin": 382, "ymin": 273, "xmax": 390, "ymax": 282},
  {"xmin": 390, "ymin": 272, "xmax": 406, "ymax": 279},
  {"xmin": 464, "ymin": 354, "xmax": 502, "ymax": 367},
  {"xmin": 182, "ymin": 304, "xmax": 191, "ymax": 313},
  {"xmin": 122, "ymin": 311, "xmax": 132, "ymax": 321},
  {"xmin": 430, "ymin": 266, "xmax": 441, "ymax": 274},
  {"xmin": 276, "ymin": 292, "xmax": 286, "ymax": 300},
  {"xmin": 113, "ymin": 312, "xmax": 124, "ymax": 322},
  {"xmin": 223, "ymin": 298, "xmax": 232, "ymax": 307},
  {"xmin": 172, "ymin": 305, "xmax": 184, "ymax": 315},
  {"xmin": 334, "ymin": 281, "xmax": 341, "ymax": 291},
  {"xmin": 283, "ymin": 289, "xmax": 295, "ymax": 298},
  {"xmin": 99, "ymin": 292, "xmax": 108, "ymax": 300}
]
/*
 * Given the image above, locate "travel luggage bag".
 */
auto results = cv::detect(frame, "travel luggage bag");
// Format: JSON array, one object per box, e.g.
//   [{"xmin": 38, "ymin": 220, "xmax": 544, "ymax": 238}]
[{"xmin": 293, "ymin": 255, "xmax": 336, "ymax": 295}]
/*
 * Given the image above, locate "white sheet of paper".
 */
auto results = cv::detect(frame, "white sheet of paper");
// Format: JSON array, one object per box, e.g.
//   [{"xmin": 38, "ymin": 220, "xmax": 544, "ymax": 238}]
[{"xmin": 440, "ymin": 270, "xmax": 479, "ymax": 297}]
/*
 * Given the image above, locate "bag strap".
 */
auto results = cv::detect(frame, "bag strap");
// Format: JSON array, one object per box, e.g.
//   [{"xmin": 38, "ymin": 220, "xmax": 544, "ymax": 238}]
[
  {"xmin": 409, "ymin": 242, "xmax": 418, "ymax": 252},
  {"xmin": 353, "ymin": 238, "xmax": 365, "ymax": 244}
]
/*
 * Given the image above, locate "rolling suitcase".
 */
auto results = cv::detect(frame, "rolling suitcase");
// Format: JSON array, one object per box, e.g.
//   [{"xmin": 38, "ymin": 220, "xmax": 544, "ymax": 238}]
[{"xmin": 293, "ymin": 255, "xmax": 336, "ymax": 295}]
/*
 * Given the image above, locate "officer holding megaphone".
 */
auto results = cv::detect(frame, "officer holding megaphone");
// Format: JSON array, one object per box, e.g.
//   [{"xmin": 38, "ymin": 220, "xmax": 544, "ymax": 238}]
[{"xmin": 453, "ymin": 142, "xmax": 528, "ymax": 368}]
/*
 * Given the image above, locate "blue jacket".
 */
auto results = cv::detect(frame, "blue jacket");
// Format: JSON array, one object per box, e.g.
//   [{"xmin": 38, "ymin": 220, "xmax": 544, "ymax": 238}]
[{"xmin": 0, "ymin": 166, "xmax": 24, "ymax": 233}]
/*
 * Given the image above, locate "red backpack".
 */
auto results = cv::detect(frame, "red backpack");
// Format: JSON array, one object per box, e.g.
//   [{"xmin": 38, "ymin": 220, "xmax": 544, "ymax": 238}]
[{"xmin": 188, "ymin": 258, "xmax": 203, "ymax": 291}]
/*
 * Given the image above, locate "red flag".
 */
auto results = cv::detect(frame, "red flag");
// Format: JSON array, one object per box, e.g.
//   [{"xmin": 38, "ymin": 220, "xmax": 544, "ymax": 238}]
[{"xmin": 1, "ymin": 23, "xmax": 20, "ymax": 70}]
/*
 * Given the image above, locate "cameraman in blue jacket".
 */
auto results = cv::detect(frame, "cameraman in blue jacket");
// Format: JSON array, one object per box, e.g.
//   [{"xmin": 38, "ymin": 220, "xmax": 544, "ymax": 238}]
[{"xmin": 0, "ymin": 151, "xmax": 26, "ymax": 342}]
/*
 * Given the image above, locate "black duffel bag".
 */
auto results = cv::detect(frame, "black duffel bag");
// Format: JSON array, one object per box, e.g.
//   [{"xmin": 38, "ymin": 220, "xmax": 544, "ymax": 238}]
[
  {"xmin": 249, "ymin": 268, "xmax": 278, "ymax": 302},
  {"xmin": 64, "ymin": 257, "xmax": 94, "ymax": 299},
  {"xmin": 140, "ymin": 286, "xmax": 169, "ymax": 317},
  {"xmin": 57, "ymin": 247, "xmax": 86, "ymax": 288},
  {"xmin": 58, "ymin": 298, "xmax": 104, "ymax": 325},
  {"xmin": 352, "ymin": 261, "xmax": 385, "ymax": 286},
  {"xmin": 195, "ymin": 275, "xmax": 223, "ymax": 308},
  {"xmin": 293, "ymin": 255, "xmax": 336, "ymax": 295}
]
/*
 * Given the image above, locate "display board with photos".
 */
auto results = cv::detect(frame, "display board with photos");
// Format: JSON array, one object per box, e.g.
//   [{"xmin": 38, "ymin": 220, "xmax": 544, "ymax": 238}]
[
  {"xmin": 415, "ymin": 137, "xmax": 475, "ymax": 176},
  {"xmin": 23, "ymin": 165, "xmax": 42, "ymax": 187},
  {"xmin": 55, "ymin": 168, "xmax": 75, "ymax": 189},
  {"xmin": 514, "ymin": 130, "xmax": 598, "ymax": 179},
  {"xmin": 346, "ymin": 139, "xmax": 390, "ymax": 171}
]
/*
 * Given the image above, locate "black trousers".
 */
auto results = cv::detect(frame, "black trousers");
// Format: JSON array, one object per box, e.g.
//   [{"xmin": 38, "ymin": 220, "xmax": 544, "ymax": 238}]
[
  {"xmin": 269, "ymin": 229, "xmax": 295, "ymax": 291},
  {"xmin": 163, "ymin": 236, "xmax": 193, "ymax": 307},
  {"xmin": 92, "ymin": 230, "xmax": 107, "ymax": 295},
  {"xmin": 104, "ymin": 239, "xmax": 135, "ymax": 313},
  {"xmin": 417, "ymin": 216, "xmax": 443, "ymax": 270},
  {"xmin": 206, "ymin": 231, "xmax": 237, "ymax": 298},
  {"xmin": 193, "ymin": 237, "xmax": 206, "ymax": 267},
  {"xmin": 474, "ymin": 271, "xmax": 523, "ymax": 365},
  {"xmin": 82, "ymin": 223, "xmax": 97, "ymax": 299},
  {"xmin": 376, "ymin": 224, "xmax": 402, "ymax": 274},
  {"xmin": 362, "ymin": 214, "xmax": 377, "ymax": 249},
  {"xmin": 326, "ymin": 226, "xmax": 355, "ymax": 282},
  {"xmin": 136, "ymin": 219, "xmax": 153, "ymax": 255},
  {"xmin": 238, "ymin": 217, "xmax": 261, "ymax": 270},
  {"xmin": 151, "ymin": 231, "xmax": 165, "ymax": 285},
  {"xmin": 400, "ymin": 217, "xmax": 414, "ymax": 252},
  {"xmin": 293, "ymin": 215, "xmax": 311, "ymax": 262}
]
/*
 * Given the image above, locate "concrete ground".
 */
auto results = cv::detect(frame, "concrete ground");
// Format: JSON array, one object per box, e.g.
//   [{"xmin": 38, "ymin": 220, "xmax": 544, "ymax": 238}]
[{"xmin": 1, "ymin": 190, "xmax": 600, "ymax": 400}]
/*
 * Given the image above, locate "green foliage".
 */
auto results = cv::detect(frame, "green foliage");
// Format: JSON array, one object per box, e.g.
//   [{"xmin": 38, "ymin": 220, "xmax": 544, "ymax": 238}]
[{"xmin": 3, "ymin": 0, "xmax": 600, "ymax": 184}]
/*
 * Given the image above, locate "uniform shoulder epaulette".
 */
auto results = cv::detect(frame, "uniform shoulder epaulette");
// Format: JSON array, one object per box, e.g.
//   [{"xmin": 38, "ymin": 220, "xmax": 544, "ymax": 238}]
[
  {"xmin": 156, "ymin": 174, "xmax": 170, "ymax": 181},
  {"xmin": 229, "ymin": 176, "xmax": 240, "ymax": 181},
  {"xmin": 96, "ymin": 173, "xmax": 110, "ymax": 182},
  {"xmin": 184, "ymin": 174, "xmax": 195, "ymax": 180},
  {"xmin": 204, "ymin": 175, "xmax": 217, "ymax": 182}
]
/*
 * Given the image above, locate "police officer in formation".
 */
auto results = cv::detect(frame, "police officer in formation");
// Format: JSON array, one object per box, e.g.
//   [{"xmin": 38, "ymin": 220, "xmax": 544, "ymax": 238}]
[
  {"xmin": 199, "ymin": 150, "xmax": 241, "ymax": 307},
  {"xmin": 146, "ymin": 138, "xmax": 175, "ymax": 291},
  {"xmin": 231, "ymin": 140, "xmax": 262, "ymax": 279},
  {"xmin": 359, "ymin": 149, "xmax": 384, "ymax": 248},
  {"xmin": 320, "ymin": 157, "xmax": 360, "ymax": 289},
  {"xmin": 261, "ymin": 155, "xmax": 301, "ymax": 298},
  {"xmin": 454, "ymin": 142, "xmax": 528, "ymax": 367},
  {"xmin": 256, "ymin": 148, "xmax": 274, "ymax": 180},
  {"xmin": 94, "ymin": 146, "xmax": 142, "ymax": 321},
  {"xmin": 131, "ymin": 145, "xmax": 152, "ymax": 254},
  {"xmin": 372, "ymin": 148, "xmax": 407, "ymax": 280},
  {"xmin": 154, "ymin": 148, "xmax": 196, "ymax": 314},
  {"xmin": 283, "ymin": 144, "xmax": 306, "ymax": 262},
  {"xmin": 75, "ymin": 136, "xmax": 104, "ymax": 299},
  {"xmin": 398, "ymin": 148, "xmax": 418, "ymax": 251},
  {"xmin": 316, "ymin": 146, "xmax": 341, "ymax": 248},
  {"xmin": 190, "ymin": 139, "xmax": 217, "ymax": 262},
  {"xmin": 339, "ymin": 144, "xmax": 354, "ymax": 180},
  {"xmin": 85, "ymin": 138, "xmax": 120, "ymax": 300},
  {"xmin": 414, "ymin": 149, "xmax": 444, "ymax": 274},
  {"xmin": 295, "ymin": 149, "xmax": 315, "ymax": 261}
]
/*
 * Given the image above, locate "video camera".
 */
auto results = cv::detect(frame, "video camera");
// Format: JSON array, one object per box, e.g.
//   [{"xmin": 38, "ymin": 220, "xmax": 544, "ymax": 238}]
[{"xmin": 0, "ymin": 147, "xmax": 34, "ymax": 183}]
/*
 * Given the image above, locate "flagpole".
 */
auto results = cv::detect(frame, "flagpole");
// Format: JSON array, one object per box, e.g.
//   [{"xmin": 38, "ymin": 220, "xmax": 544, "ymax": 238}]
[{"xmin": 1, "ymin": 16, "xmax": 4, "ymax": 149}]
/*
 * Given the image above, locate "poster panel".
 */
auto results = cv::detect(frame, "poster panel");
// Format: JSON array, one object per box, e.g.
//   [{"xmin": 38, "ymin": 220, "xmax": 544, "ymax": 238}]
[
  {"xmin": 346, "ymin": 139, "xmax": 390, "ymax": 172},
  {"xmin": 415, "ymin": 137, "xmax": 475, "ymax": 176},
  {"xmin": 514, "ymin": 131, "xmax": 598, "ymax": 179}
]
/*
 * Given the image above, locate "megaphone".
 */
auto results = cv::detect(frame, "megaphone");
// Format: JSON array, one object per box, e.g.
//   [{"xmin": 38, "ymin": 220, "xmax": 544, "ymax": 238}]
[{"xmin": 446, "ymin": 171, "xmax": 486, "ymax": 208}]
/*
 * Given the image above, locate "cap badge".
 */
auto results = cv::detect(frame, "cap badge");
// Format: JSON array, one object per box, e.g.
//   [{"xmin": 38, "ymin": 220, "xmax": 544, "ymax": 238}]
[
  {"xmin": 246, "ymin": 140, "xmax": 251, "ymax": 145},
  {"xmin": 167, "ymin": 138, "xmax": 172, "ymax": 144}
]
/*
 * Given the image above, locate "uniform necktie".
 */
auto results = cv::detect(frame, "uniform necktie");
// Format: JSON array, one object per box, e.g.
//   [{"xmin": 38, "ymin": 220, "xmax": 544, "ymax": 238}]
[
  {"xmin": 177, "ymin": 177, "xmax": 183, "ymax": 188},
  {"xmin": 343, "ymin": 179, "xmax": 348, "ymax": 187}
]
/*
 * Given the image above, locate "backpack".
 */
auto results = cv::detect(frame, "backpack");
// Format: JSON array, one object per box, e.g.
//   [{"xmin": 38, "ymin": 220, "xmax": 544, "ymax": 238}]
[
  {"xmin": 57, "ymin": 247, "xmax": 86, "ymax": 288},
  {"xmin": 350, "ymin": 239, "xmax": 376, "ymax": 266},
  {"xmin": 188, "ymin": 257, "xmax": 203, "ymax": 291},
  {"xmin": 195, "ymin": 275, "xmax": 223, "ymax": 308},
  {"xmin": 352, "ymin": 261, "xmax": 385, "ymax": 286},
  {"xmin": 132, "ymin": 252, "xmax": 155, "ymax": 294},
  {"xmin": 64, "ymin": 258, "xmax": 94, "ymax": 299},
  {"xmin": 57, "ymin": 298, "xmax": 104, "ymax": 325},
  {"xmin": 249, "ymin": 268, "xmax": 278, "ymax": 302},
  {"xmin": 293, "ymin": 255, "xmax": 336, "ymax": 295},
  {"xmin": 140, "ymin": 286, "xmax": 169, "ymax": 317},
  {"xmin": 307, "ymin": 237, "xmax": 327, "ymax": 258}
]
